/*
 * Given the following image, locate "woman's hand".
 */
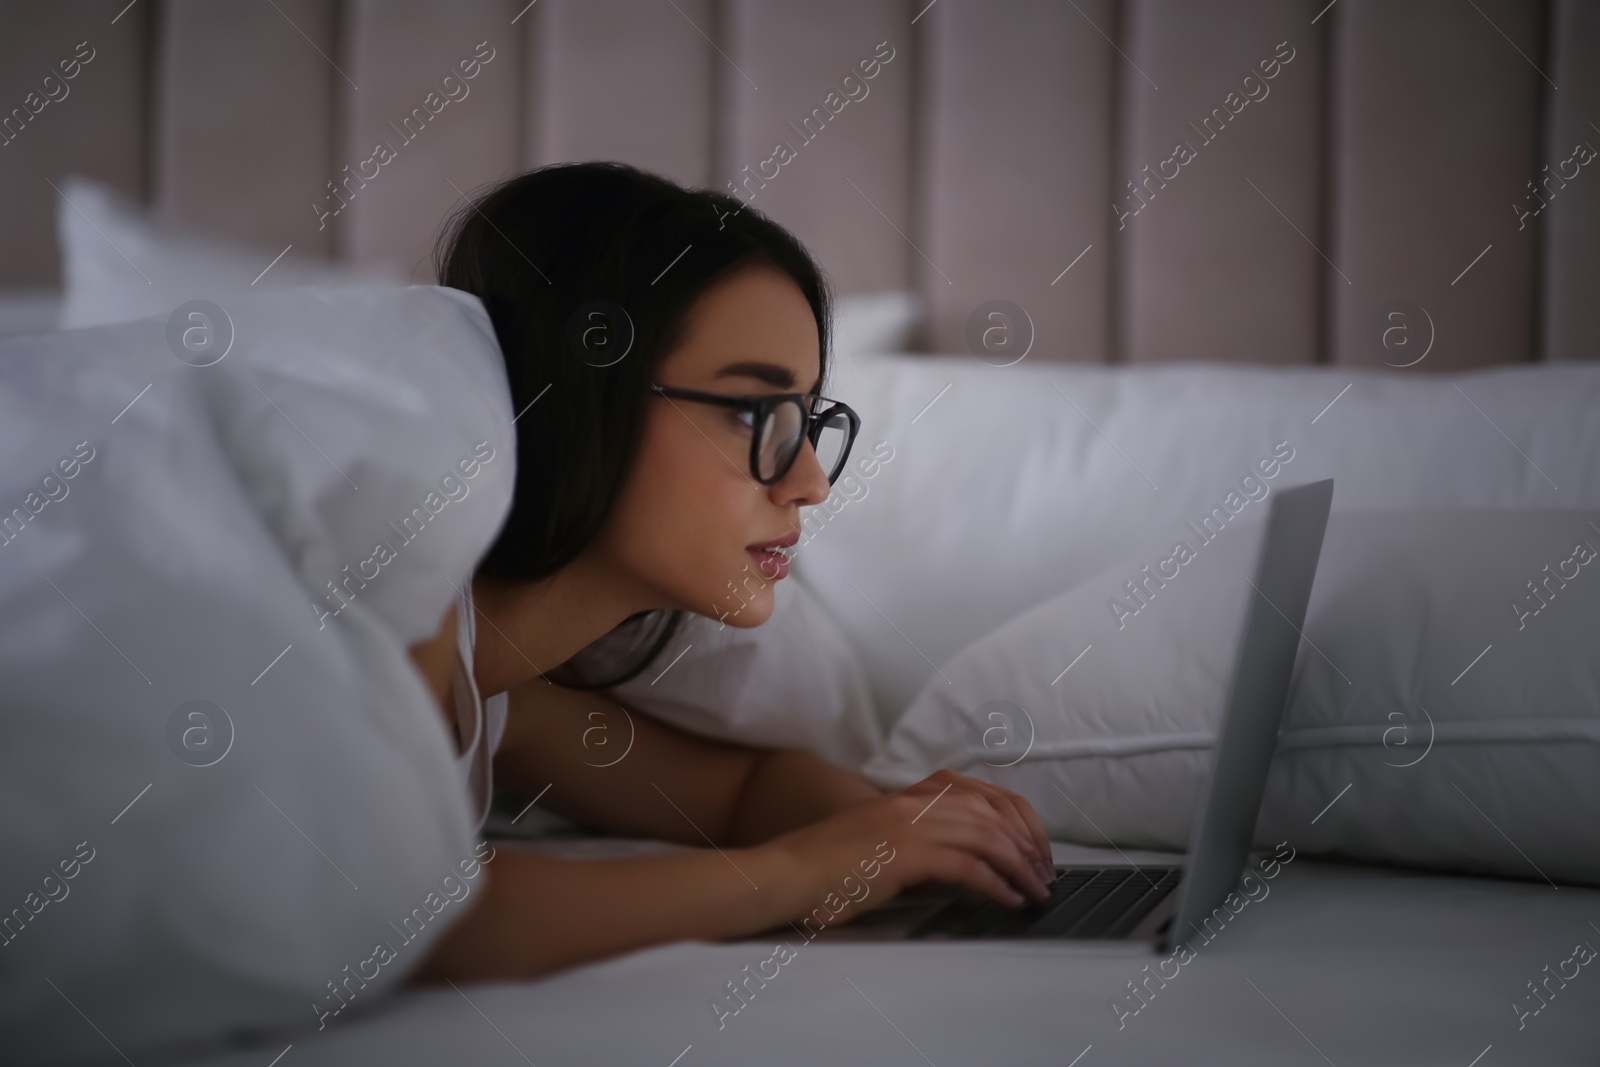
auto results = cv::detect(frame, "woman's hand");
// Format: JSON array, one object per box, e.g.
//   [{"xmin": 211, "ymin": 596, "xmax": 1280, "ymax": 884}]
[
  {"xmin": 899, "ymin": 769, "xmax": 1055, "ymax": 879},
  {"xmin": 417, "ymin": 769, "xmax": 1056, "ymax": 984},
  {"xmin": 762, "ymin": 769, "xmax": 1056, "ymax": 917}
]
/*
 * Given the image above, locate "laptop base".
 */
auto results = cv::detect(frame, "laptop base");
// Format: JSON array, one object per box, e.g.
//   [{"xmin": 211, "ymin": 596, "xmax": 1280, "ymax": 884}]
[{"xmin": 774, "ymin": 864, "xmax": 1181, "ymax": 944}]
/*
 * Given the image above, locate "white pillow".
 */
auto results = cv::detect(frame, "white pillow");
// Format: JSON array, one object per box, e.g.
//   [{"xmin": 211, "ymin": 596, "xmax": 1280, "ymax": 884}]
[
  {"xmin": 605, "ymin": 572, "xmax": 883, "ymax": 770},
  {"xmin": 56, "ymin": 176, "xmax": 403, "ymax": 329},
  {"xmin": 862, "ymin": 509, "xmax": 1600, "ymax": 886},
  {"xmin": 830, "ymin": 291, "xmax": 923, "ymax": 359},
  {"xmin": 796, "ymin": 353, "xmax": 1600, "ymax": 727},
  {"xmin": 0, "ymin": 286, "xmax": 515, "ymax": 1060}
]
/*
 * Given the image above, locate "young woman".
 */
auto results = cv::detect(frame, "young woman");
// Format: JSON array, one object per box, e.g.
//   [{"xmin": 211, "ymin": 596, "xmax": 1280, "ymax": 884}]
[{"xmin": 404, "ymin": 162, "xmax": 1056, "ymax": 982}]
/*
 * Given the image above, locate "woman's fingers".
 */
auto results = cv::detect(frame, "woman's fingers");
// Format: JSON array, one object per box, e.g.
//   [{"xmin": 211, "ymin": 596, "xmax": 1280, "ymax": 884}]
[
  {"xmin": 910, "ymin": 793, "xmax": 1050, "ymax": 903},
  {"xmin": 909, "ymin": 771, "xmax": 1054, "ymax": 878},
  {"xmin": 922, "ymin": 848, "xmax": 1028, "ymax": 908},
  {"xmin": 966, "ymin": 779, "xmax": 1054, "ymax": 873},
  {"xmin": 1012, "ymin": 792, "xmax": 1054, "ymax": 868}
]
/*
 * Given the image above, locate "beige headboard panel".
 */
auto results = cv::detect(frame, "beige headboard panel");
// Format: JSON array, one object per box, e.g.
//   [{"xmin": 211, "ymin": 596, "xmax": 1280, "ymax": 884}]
[{"xmin": 2, "ymin": 0, "xmax": 1596, "ymax": 368}]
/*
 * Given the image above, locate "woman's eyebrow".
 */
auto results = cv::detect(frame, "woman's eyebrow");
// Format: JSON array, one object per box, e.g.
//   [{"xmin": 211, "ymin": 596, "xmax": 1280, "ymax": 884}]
[{"xmin": 713, "ymin": 360, "xmax": 822, "ymax": 393}]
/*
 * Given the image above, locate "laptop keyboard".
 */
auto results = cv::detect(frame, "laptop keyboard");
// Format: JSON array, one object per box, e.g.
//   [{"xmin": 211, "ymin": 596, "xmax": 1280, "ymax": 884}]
[{"xmin": 908, "ymin": 866, "xmax": 1183, "ymax": 940}]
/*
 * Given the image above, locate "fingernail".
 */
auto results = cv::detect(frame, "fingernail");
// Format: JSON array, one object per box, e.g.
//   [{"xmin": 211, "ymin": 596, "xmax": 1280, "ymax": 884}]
[{"xmin": 1033, "ymin": 859, "xmax": 1054, "ymax": 885}]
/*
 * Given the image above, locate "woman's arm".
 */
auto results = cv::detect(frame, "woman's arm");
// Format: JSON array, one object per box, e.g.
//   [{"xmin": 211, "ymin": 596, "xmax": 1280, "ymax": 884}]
[
  {"xmin": 729, "ymin": 747, "xmax": 883, "ymax": 843},
  {"xmin": 411, "ymin": 843, "xmax": 805, "ymax": 982},
  {"xmin": 416, "ymin": 771, "xmax": 1057, "ymax": 983},
  {"xmin": 491, "ymin": 677, "xmax": 882, "ymax": 846},
  {"xmin": 415, "ymin": 666, "xmax": 1060, "ymax": 985}
]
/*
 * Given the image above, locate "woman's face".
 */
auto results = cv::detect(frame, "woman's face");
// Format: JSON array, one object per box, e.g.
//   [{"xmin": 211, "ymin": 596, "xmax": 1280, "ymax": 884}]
[{"xmin": 593, "ymin": 263, "xmax": 834, "ymax": 627}]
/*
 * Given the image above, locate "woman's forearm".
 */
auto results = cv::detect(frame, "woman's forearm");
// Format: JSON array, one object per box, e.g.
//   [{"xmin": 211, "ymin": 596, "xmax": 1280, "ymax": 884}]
[
  {"xmin": 416, "ymin": 753, "xmax": 883, "ymax": 985},
  {"xmin": 727, "ymin": 749, "xmax": 883, "ymax": 846},
  {"xmin": 413, "ymin": 843, "xmax": 803, "ymax": 983},
  {"xmin": 493, "ymin": 676, "xmax": 883, "ymax": 848}
]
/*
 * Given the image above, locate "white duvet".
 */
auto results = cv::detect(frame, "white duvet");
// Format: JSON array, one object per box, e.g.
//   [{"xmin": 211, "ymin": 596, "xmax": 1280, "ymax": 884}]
[{"xmin": 0, "ymin": 287, "xmax": 515, "ymax": 1064}]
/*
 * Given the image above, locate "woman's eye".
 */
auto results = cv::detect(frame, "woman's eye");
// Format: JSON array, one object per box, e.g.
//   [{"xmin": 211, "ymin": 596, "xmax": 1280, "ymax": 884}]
[{"xmin": 734, "ymin": 409, "xmax": 757, "ymax": 430}]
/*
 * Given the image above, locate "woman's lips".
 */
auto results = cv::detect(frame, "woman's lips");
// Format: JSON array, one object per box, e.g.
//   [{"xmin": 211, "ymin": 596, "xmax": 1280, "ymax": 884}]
[
  {"xmin": 745, "ymin": 531, "xmax": 798, "ymax": 581},
  {"xmin": 747, "ymin": 547, "xmax": 789, "ymax": 580}
]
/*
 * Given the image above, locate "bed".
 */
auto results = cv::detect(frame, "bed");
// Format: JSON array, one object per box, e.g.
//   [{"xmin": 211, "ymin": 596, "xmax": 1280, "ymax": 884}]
[
  {"xmin": 173, "ymin": 839, "xmax": 1600, "ymax": 1067},
  {"xmin": 2, "ymin": 2, "xmax": 1598, "ymax": 1064}
]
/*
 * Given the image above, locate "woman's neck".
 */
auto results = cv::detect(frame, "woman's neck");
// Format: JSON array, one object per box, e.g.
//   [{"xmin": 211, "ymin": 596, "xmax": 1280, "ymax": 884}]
[{"xmin": 467, "ymin": 556, "xmax": 652, "ymax": 699}]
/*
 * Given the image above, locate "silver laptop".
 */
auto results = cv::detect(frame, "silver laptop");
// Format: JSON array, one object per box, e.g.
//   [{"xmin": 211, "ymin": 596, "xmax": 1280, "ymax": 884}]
[{"xmin": 797, "ymin": 478, "xmax": 1333, "ymax": 948}]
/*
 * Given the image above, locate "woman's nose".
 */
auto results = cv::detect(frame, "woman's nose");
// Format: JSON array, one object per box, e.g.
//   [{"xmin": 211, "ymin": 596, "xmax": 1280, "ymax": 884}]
[{"xmin": 774, "ymin": 437, "xmax": 832, "ymax": 507}]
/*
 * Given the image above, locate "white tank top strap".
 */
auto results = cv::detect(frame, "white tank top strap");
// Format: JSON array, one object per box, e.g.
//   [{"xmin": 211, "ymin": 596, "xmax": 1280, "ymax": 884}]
[
  {"xmin": 484, "ymin": 689, "xmax": 509, "ymax": 761},
  {"xmin": 453, "ymin": 581, "xmax": 508, "ymax": 831}
]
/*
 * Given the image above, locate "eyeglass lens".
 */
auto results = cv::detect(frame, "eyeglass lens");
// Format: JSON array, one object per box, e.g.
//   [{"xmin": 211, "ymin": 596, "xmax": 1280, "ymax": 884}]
[
  {"xmin": 756, "ymin": 399, "xmax": 851, "ymax": 483},
  {"xmin": 811, "ymin": 408, "xmax": 852, "ymax": 481}
]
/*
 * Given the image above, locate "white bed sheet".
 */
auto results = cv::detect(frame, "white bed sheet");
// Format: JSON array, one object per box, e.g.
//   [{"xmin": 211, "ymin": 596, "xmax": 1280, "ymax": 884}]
[
  {"xmin": 0, "ymin": 287, "xmax": 60, "ymax": 337},
  {"xmin": 171, "ymin": 842, "xmax": 1599, "ymax": 1067}
]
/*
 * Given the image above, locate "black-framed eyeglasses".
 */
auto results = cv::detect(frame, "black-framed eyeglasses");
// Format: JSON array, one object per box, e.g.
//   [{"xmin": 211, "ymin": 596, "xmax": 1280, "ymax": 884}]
[{"xmin": 649, "ymin": 383, "xmax": 861, "ymax": 486}]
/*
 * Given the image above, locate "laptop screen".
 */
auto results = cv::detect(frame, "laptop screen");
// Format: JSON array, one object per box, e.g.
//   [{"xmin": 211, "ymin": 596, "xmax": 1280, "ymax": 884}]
[{"xmin": 1162, "ymin": 478, "xmax": 1333, "ymax": 953}]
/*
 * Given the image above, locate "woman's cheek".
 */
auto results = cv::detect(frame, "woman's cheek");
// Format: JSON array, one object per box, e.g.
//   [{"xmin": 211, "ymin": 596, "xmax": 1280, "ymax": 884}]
[{"xmin": 630, "ymin": 410, "xmax": 777, "ymax": 621}]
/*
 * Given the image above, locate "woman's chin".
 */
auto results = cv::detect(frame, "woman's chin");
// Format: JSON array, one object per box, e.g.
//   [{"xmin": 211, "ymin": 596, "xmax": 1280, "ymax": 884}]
[
  {"xmin": 726, "ymin": 603, "xmax": 774, "ymax": 627},
  {"xmin": 699, "ymin": 591, "xmax": 774, "ymax": 628}
]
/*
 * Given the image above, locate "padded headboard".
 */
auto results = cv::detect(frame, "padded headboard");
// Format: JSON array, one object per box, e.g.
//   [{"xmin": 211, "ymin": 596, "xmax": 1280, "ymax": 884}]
[{"xmin": 2, "ymin": 0, "xmax": 1596, "ymax": 368}]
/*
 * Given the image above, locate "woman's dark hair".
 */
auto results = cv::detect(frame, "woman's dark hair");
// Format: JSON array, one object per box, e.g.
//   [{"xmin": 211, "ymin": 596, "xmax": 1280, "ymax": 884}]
[{"xmin": 434, "ymin": 161, "xmax": 832, "ymax": 689}]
